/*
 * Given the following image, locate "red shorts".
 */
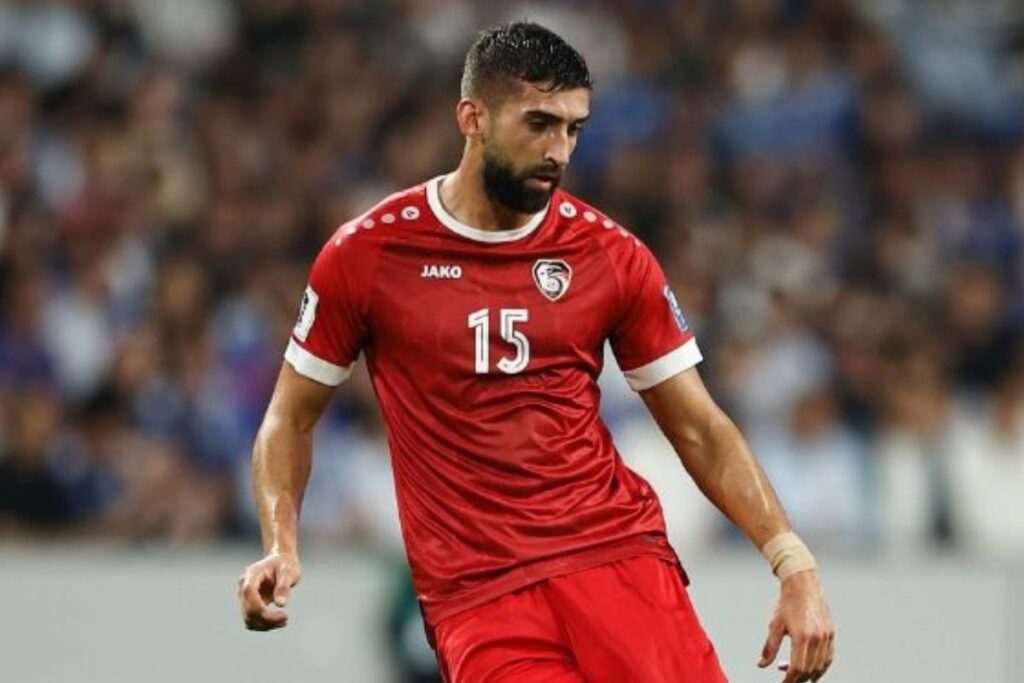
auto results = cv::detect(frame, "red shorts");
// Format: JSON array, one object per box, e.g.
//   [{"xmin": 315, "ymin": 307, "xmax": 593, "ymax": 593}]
[{"xmin": 433, "ymin": 555, "xmax": 728, "ymax": 682}]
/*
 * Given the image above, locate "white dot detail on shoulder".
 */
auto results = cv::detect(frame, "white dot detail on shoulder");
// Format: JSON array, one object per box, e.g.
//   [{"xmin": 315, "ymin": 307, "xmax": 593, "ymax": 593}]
[
  {"xmin": 345, "ymin": 225, "xmax": 357, "ymax": 235},
  {"xmin": 583, "ymin": 210, "xmax": 596, "ymax": 222},
  {"xmin": 602, "ymin": 218, "xmax": 614, "ymax": 229},
  {"xmin": 381, "ymin": 213, "xmax": 396, "ymax": 224},
  {"xmin": 401, "ymin": 206, "xmax": 420, "ymax": 220},
  {"xmin": 559, "ymin": 202, "xmax": 577, "ymax": 218},
  {"xmin": 618, "ymin": 228, "xmax": 630, "ymax": 238},
  {"xmin": 361, "ymin": 218, "xmax": 375, "ymax": 229}
]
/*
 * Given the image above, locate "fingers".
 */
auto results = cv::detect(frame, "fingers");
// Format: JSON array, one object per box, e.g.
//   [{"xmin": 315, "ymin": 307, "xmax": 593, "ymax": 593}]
[
  {"xmin": 237, "ymin": 569, "xmax": 266, "ymax": 614},
  {"xmin": 273, "ymin": 561, "xmax": 301, "ymax": 607},
  {"xmin": 782, "ymin": 631, "xmax": 811, "ymax": 683},
  {"xmin": 245, "ymin": 602, "xmax": 289, "ymax": 631},
  {"xmin": 238, "ymin": 559, "xmax": 297, "ymax": 631},
  {"xmin": 759, "ymin": 617, "xmax": 785, "ymax": 668},
  {"xmin": 238, "ymin": 569, "xmax": 274, "ymax": 631},
  {"xmin": 769, "ymin": 574, "xmax": 836, "ymax": 682},
  {"xmin": 781, "ymin": 625, "xmax": 833, "ymax": 682},
  {"xmin": 808, "ymin": 610, "xmax": 835, "ymax": 681},
  {"xmin": 811, "ymin": 628, "xmax": 835, "ymax": 681}
]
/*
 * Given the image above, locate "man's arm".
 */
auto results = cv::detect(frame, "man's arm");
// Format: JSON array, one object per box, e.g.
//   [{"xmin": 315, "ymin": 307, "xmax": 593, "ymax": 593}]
[
  {"xmin": 237, "ymin": 363, "xmax": 336, "ymax": 631},
  {"xmin": 640, "ymin": 368, "xmax": 835, "ymax": 683}
]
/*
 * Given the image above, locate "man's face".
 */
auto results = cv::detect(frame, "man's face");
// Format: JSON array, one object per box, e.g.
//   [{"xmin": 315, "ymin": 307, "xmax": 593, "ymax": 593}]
[{"xmin": 479, "ymin": 83, "xmax": 590, "ymax": 213}]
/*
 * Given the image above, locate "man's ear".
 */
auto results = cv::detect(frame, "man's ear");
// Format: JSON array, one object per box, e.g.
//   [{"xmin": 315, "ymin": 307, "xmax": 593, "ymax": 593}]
[{"xmin": 456, "ymin": 97, "xmax": 487, "ymax": 138}]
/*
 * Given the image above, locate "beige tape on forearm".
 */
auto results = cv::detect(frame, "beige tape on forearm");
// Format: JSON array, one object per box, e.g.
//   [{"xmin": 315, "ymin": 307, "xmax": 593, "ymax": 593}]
[{"xmin": 761, "ymin": 531, "xmax": 816, "ymax": 581}]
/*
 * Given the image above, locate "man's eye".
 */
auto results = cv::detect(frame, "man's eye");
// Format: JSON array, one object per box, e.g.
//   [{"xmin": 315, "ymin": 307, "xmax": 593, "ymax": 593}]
[{"xmin": 528, "ymin": 120, "xmax": 548, "ymax": 132}]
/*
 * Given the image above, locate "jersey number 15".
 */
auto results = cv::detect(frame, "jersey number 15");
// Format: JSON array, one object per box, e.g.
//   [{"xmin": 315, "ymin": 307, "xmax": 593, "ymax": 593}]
[{"xmin": 467, "ymin": 308, "xmax": 529, "ymax": 374}]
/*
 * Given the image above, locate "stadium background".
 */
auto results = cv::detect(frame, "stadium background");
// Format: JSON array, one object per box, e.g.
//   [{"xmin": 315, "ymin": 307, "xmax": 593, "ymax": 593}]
[{"xmin": 1, "ymin": 0, "xmax": 1023, "ymax": 681}]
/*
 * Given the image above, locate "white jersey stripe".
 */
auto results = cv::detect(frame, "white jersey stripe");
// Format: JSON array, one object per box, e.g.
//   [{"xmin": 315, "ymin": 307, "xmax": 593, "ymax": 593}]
[
  {"xmin": 622, "ymin": 338, "xmax": 703, "ymax": 391},
  {"xmin": 284, "ymin": 338, "xmax": 353, "ymax": 386}
]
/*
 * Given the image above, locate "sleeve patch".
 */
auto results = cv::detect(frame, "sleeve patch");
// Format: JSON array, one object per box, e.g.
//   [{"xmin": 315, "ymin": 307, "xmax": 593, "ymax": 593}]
[
  {"xmin": 663, "ymin": 285, "xmax": 690, "ymax": 332},
  {"xmin": 293, "ymin": 286, "xmax": 319, "ymax": 342}
]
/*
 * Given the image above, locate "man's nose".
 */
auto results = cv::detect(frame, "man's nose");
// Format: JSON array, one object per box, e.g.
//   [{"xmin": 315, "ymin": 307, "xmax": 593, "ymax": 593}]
[{"xmin": 544, "ymin": 131, "xmax": 572, "ymax": 167}]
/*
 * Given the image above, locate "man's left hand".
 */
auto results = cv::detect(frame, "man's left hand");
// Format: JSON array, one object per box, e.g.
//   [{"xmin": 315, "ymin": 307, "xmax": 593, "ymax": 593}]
[{"xmin": 758, "ymin": 569, "xmax": 835, "ymax": 682}]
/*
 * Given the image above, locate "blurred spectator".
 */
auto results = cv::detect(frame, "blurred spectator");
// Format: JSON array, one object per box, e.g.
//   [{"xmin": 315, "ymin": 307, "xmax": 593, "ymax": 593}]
[
  {"xmin": 944, "ymin": 260, "xmax": 1018, "ymax": 390},
  {"xmin": 0, "ymin": 388, "xmax": 73, "ymax": 530},
  {"xmin": 947, "ymin": 346, "xmax": 1024, "ymax": 560},
  {"xmin": 875, "ymin": 342, "xmax": 955, "ymax": 555},
  {"xmin": 0, "ymin": 0, "xmax": 95, "ymax": 90}
]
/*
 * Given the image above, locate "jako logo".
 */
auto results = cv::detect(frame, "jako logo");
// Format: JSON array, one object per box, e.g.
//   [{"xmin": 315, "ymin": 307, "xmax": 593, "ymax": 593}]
[{"xmin": 421, "ymin": 264, "xmax": 462, "ymax": 279}]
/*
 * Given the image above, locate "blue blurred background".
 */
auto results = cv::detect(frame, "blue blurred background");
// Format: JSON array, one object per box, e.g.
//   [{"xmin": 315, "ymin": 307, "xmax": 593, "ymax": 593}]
[{"xmin": 1, "ymin": 1, "xmax": 1023, "ymax": 682}]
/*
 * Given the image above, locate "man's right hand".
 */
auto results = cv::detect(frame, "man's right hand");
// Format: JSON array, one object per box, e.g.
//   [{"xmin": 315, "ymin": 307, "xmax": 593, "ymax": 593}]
[{"xmin": 237, "ymin": 552, "xmax": 303, "ymax": 631}]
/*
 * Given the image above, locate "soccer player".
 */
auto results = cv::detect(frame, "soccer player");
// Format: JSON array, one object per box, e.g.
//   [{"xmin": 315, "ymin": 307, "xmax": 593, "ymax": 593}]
[{"xmin": 238, "ymin": 22, "xmax": 834, "ymax": 683}]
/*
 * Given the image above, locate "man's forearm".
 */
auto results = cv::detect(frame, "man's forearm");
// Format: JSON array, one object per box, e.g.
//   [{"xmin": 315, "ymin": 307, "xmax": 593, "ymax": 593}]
[
  {"xmin": 664, "ymin": 409, "xmax": 791, "ymax": 549},
  {"xmin": 251, "ymin": 413, "xmax": 314, "ymax": 555}
]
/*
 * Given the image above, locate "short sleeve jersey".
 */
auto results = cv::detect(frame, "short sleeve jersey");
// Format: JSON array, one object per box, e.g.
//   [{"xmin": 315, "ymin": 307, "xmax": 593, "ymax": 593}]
[{"xmin": 287, "ymin": 176, "xmax": 703, "ymax": 626}]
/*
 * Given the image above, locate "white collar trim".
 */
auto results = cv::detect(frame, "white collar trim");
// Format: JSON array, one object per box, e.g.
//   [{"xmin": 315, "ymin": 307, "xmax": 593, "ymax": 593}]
[{"xmin": 426, "ymin": 175, "xmax": 548, "ymax": 243}]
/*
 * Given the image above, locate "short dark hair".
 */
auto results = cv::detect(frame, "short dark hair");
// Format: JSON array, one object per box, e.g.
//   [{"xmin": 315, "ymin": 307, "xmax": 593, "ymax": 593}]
[{"xmin": 461, "ymin": 22, "xmax": 592, "ymax": 101}]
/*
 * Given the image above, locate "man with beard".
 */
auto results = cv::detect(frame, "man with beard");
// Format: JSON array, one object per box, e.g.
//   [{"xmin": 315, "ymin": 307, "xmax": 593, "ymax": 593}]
[{"xmin": 238, "ymin": 22, "xmax": 834, "ymax": 683}]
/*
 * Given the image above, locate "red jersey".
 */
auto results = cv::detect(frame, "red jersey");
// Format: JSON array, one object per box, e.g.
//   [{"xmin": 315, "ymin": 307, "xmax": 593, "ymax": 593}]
[{"xmin": 286, "ymin": 176, "xmax": 702, "ymax": 626}]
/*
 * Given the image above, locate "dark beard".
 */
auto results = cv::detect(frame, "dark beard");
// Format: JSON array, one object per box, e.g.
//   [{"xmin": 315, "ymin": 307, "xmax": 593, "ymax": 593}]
[{"xmin": 482, "ymin": 149, "xmax": 559, "ymax": 214}]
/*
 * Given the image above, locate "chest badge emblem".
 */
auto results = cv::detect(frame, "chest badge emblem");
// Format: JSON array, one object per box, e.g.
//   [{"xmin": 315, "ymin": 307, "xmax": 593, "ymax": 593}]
[{"xmin": 532, "ymin": 259, "xmax": 573, "ymax": 302}]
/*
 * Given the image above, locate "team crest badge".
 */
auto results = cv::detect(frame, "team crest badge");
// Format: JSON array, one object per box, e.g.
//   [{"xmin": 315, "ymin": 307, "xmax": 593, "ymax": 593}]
[{"xmin": 532, "ymin": 259, "xmax": 572, "ymax": 301}]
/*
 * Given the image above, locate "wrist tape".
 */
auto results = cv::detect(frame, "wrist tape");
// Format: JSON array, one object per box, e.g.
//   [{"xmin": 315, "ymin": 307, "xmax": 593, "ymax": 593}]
[{"xmin": 761, "ymin": 531, "xmax": 816, "ymax": 581}]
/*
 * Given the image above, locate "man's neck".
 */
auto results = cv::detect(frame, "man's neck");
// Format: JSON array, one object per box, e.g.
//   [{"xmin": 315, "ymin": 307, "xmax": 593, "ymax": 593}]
[{"xmin": 438, "ymin": 161, "xmax": 539, "ymax": 232}]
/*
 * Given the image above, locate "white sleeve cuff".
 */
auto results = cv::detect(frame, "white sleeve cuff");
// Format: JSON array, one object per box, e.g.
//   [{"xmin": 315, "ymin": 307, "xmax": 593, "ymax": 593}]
[
  {"xmin": 284, "ymin": 338, "xmax": 353, "ymax": 386},
  {"xmin": 622, "ymin": 338, "xmax": 703, "ymax": 391}
]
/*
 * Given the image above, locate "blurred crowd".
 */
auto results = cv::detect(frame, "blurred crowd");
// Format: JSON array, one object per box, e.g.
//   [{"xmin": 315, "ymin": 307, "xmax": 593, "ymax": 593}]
[{"xmin": 1, "ymin": 0, "xmax": 1024, "ymax": 568}]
